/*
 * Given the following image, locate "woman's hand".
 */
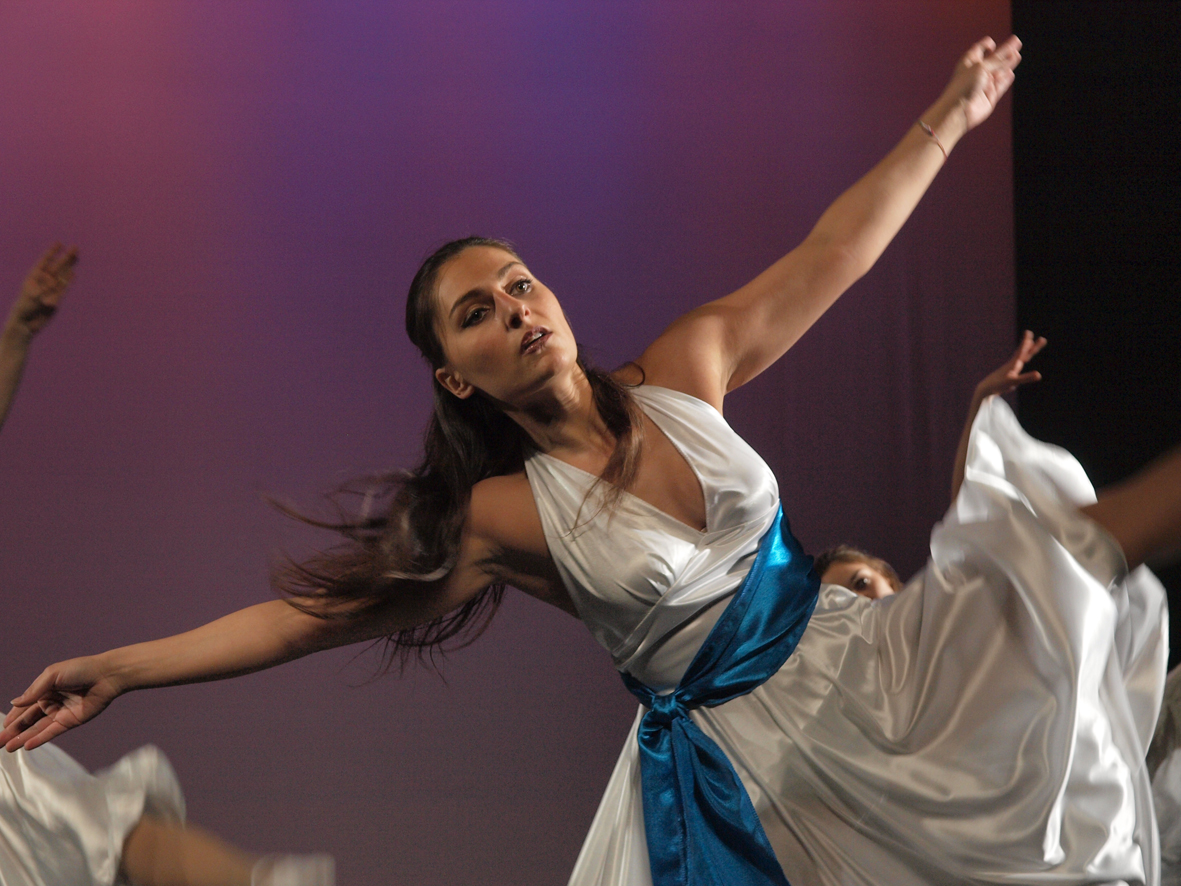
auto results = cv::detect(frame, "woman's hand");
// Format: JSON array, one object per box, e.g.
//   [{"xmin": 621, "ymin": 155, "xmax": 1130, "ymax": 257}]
[
  {"xmin": 1, "ymin": 656, "xmax": 121, "ymax": 752},
  {"xmin": 5, "ymin": 244, "xmax": 78, "ymax": 343},
  {"xmin": 939, "ymin": 36, "xmax": 1022, "ymax": 134},
  {"xmin": 974, "ymin": 329, "xmax": 1046, "ymax": 400}
]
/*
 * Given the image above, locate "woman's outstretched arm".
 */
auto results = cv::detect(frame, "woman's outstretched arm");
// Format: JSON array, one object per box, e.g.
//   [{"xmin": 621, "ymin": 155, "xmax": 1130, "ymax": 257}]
[
  {"xmin": 950, "ymin": 331, "xmax": 1046, "ymax": 501},
  {"xmin": 637, "ymin": 37, "xmax": 1021, "ymax": 409},
  {"xmin": 1, "ymin": 503, "xmax": 506, "ymax": 752},
  {"xmin": 2, "ymin": 600, "xmax": 349, "ymax": 752},
  {"xmin": 0, "ymin": 244, "xmax": 77, "ymax": 432}
]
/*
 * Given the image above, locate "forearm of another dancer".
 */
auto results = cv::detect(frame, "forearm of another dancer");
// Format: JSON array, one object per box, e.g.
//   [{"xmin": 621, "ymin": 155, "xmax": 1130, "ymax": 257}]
[
  {"xmin": 0, "ymin": 324, "xmax": 32, "ymax": 431},
  {"xmin": 950, "ymin": 389, "xmax": 991, "ymax": 504}
]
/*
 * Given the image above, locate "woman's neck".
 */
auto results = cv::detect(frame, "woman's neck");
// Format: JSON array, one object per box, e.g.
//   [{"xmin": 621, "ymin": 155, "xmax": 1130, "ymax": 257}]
[{"xmin": 503, "ymin": 367, "xmax": 614, "ymax": 460}]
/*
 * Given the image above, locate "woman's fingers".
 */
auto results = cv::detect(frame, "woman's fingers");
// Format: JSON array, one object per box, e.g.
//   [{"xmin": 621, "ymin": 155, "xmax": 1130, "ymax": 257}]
[
  {"xmin": 1, "ymin": 707, "xmax": 46, "ymax": 751},
  {"xmin": 1, "ymin": 707, "xmax": 30, "ymax": 739},
  {"xmin": 8, "ymin": 668, "xmax": 62, "ymax": 712},
  {"xmin": 993, "ymin": 35, "xmax": 1023, "ymax": 64},
  {"xmin": 6, "ymin": 713, "xmax": 60, "ymax": 753},
  {"xmin": 980, "ymin": 35, "xmax": 1020, "ymax": 72},
  {"xmin": 1015, "ymin": 331, "xmax": 1046, "ymax": 361},
  {"xmin": 21, "ymin": 716, "xmax": 70, "ymax": 752},
  {"xmin": 2, "ymin": 695, "xmax": 72, "ymax": 752},
  {"xmin": 36, "ymin": 243, "xmax": 63, "ymax": 269},
  {"xmin": 964, "ymin": 36, "xmax": 997, "ymax": 65},
  {"xmin": 48, "ymin": 247, "xmax": 79, "ymax": 281}
]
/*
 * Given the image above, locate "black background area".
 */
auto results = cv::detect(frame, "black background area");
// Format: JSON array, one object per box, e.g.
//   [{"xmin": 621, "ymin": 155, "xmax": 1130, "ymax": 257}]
[{"xmin": 1012, "ymin": 1, "xmax": 1181, "ymax": 664}]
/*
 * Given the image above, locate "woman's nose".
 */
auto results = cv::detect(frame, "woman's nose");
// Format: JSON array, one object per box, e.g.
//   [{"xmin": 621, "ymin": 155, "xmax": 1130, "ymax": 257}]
[{"xmin": 501, "ymin": 294, "xmax": 527, "ymax": 328}]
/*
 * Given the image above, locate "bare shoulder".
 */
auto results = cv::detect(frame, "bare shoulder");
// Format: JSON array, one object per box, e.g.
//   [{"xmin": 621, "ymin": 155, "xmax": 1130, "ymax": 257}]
[
  {"xmin": 469, "ymin": 472, "xmax": 576, "ymax": 615},
  {"xmin": 613, "ymin": 307, "xmax": 730, "ymax": 413}
]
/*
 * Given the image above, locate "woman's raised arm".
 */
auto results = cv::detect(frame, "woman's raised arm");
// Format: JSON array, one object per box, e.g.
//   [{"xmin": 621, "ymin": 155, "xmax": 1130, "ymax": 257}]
[{"xmin": 637, "ymin": 37, "xmax": 1021, "ymax": 409}]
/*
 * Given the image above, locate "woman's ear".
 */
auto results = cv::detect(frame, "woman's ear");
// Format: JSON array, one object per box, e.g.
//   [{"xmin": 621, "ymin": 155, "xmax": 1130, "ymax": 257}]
[{"xmin": 435, "ymin": 366, "xmax": 475, "ymax": 399}]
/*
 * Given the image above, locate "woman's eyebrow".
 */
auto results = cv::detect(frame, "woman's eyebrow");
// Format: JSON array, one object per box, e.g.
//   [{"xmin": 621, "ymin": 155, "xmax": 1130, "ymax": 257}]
[{"xmin": 449, "ymin": 290, "xmax": 484, "ymax": 319}]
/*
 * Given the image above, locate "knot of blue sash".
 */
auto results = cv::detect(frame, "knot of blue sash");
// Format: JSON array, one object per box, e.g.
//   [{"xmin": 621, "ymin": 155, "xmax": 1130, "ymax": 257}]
[
  {"xmin": 644, "ymin": 692, "xmax": 682, "ymax": 727},
  {"xmin": 619, "ymin": 506, "xmax": 819, "ymax": 886}
]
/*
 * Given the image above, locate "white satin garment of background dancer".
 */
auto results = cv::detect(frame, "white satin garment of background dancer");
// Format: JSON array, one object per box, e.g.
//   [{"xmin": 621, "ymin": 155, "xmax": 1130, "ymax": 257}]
[
  {"xmin": 0, "ymin": 744, "xmax": 182, "ymax": 885},
  {"xmin": 0, "ymin": 744, "xmax": 334, "ymax": 886}
]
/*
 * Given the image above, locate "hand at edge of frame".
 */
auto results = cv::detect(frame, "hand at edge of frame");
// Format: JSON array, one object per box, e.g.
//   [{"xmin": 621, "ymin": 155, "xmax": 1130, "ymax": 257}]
[
  {"xmin": 5, "ymin": 244, "xmax": 79, "ymax": 343},
  {"xmin": 1, "ymin": 656, "xmax": 118, "ymax": 752}
]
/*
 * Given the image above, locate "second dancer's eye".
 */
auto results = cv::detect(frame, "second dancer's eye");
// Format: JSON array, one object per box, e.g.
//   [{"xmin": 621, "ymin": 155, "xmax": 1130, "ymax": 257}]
[{"xmin": 510, "ymin": 278, "xmax": 532, "ymax": 294}]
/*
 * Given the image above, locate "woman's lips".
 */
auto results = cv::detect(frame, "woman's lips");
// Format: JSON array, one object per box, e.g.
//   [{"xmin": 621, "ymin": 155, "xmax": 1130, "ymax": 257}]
[{"xmin": 521, "ymin": 328, "xmax": 551, "ymax": 354}]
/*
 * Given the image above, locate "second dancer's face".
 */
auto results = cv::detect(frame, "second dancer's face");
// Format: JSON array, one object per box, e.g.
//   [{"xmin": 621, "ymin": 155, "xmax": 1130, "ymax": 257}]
[
  {"xmin": 432, "ymin": 246, "xmax": 578, "ymax": 406},
  {"xmin": 821, "ymin": 560, "xmax": 897, "ymax": 601}
]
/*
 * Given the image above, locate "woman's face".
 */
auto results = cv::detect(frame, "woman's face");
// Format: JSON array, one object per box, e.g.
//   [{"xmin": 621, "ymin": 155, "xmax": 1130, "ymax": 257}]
[
  {"xmin": 821, "ymin": 560, "xmax": 897, "ymax": 601},
  {"xmin": 431, "ymin": 246, "xmax": 578, "ymax": 406}
]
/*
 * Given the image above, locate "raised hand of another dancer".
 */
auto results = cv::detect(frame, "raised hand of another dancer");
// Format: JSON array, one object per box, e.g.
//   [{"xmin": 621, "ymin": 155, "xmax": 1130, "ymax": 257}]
[
  {"xmin": 1, "ymin": 244, "xmax": 79, "ymax": 429},
  {"xmin": 950, "ymin": 331, "xmax": 1046, "ymax": 501},
  {"xmin": 1, "ymin": 656, "xmax": 120, "ymax": 752},
  {"xmin": 5, "ymin": 243, "xmax": 78, "ymax": 343},
  {"xmin": 974, "ymin": 330, "xmax": 1046, "ymax": 400},
  {"xmin": 937, "ymin": 35, "xmax": 1022, "ymax": 133}
]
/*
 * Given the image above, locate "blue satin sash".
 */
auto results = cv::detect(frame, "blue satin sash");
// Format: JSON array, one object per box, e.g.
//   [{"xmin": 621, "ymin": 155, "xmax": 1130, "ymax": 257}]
[{"xmin": 620, "ymin": 506, "xmax": 819, "ymax": 886}]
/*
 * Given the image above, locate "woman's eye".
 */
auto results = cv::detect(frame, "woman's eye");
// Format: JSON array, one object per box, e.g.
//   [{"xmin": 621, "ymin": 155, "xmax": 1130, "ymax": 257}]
[
  {"xmin": 510, "ymin": 278, "xmax": 532, "ymax": 294},
  {"xmin": 852, "ymin": 576, "xmax": 869, "ymax": 590},
  {"xmin": 462, "ymin": 307, "xmax": 488, "ymax": 328}
]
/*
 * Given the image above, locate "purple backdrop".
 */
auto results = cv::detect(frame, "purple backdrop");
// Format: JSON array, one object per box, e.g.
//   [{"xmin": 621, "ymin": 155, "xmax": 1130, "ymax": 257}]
[{"xmin": 0, "ymin": 2, "xmax": 1011, "ymax": 883}]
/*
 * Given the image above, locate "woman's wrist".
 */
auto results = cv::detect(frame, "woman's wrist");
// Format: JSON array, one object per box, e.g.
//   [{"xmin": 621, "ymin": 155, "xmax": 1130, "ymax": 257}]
[
  {"xmin": 98, "ymin": 648, "xmax": 139, "ymax": 696},
  {"xmin": 0, "ymin": 320, "xmax": 33, "ymax": 353},
  {"xmin": 918, "ymin": 94, "xmax": 969, "ymax": 157}
]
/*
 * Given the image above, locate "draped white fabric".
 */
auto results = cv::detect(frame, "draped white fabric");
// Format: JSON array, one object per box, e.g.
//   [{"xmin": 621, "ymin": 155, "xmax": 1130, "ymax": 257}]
[
  {"xmin": 0, "ymin": 744, "xmax": 184, "ymax": 886},
  {"xmin": 529, "ymin": 388, "xmax": 1169, "ymax": 886},
  {"xmin": 1151, "ymin": 667, "xmax": 1181, "ymax": 886}
]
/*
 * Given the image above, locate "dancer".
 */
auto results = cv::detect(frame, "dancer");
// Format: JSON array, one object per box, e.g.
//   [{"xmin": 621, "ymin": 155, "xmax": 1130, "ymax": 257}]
[
  {"xmin": 818, "ymin": 329, "xmax": 1048, "ymax": 601},
  {"xmin": 5, "ymin": 35, "xmax": 1175, "ymax": 886},
  {"xmin": 816, "ymin": 334, "xmax": 1179, "ymax": 886},
  {"xmin": 0, "ymin": 247, "xmax": 332, "ymax": 886}
]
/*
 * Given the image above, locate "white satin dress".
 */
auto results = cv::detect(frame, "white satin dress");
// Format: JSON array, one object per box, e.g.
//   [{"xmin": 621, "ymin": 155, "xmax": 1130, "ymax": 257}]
[
  {"xmin": 0, "ymin": 744, "xmax": 184, "ymax": 886},
  {"xmin": 525, "ymin": 385, "xmax": 1169, "ymax": 886},
  {"xmin": 1150, "ymin": 666, "xmax": 1181, "ymax": 886}
]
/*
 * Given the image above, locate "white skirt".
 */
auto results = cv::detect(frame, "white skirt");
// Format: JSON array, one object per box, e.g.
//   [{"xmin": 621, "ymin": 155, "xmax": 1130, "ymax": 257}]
[
  {"xmin": 570, "ymin": 397, "xmax": 1169, "ymax": 886},
  {"xmin": 0, "ymin": 744, "xmax": 184, "ymax": 886}
]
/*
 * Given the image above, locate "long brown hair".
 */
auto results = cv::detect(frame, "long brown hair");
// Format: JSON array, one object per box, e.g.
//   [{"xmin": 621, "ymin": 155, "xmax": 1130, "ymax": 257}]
[{"xmin": 274, "ymin": 237, "xmax": 644, "ymax": 669}]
